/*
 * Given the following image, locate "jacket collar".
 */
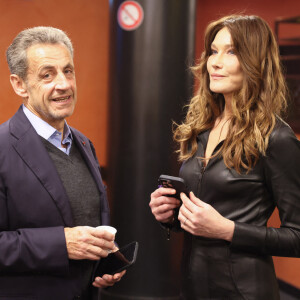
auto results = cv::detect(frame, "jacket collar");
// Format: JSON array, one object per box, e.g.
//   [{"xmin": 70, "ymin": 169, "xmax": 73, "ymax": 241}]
[{"xmin": 9, "ymin": 106, "xmax": 74, "ymax": 226}]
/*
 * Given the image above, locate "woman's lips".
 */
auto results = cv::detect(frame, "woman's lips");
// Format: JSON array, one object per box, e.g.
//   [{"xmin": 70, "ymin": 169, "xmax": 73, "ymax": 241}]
[{"xmin": 210, "ymin": 74, "xmax": 225, "ymax": 80}]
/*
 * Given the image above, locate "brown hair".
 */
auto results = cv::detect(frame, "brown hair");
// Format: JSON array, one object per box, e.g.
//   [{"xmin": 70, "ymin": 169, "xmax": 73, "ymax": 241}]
[{"xmin": 174, "ymin": 15, "xmax": 288, "ymax": 172}]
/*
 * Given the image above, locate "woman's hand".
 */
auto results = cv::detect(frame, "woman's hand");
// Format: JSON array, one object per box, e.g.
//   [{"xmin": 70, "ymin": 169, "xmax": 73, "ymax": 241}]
[
  {"xmin": 178, "ymin": 192, "xmax": 234, "ymax": 241},
  {"xmin": 149, "ymin": 187, "xmax": 181, "ymax": 224}
]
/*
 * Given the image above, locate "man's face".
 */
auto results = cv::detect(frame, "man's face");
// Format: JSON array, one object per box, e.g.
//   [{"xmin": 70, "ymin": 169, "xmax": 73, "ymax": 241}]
[{"xmin": 23, "ymin": 43, "xmax": 77, "ymax": 130}]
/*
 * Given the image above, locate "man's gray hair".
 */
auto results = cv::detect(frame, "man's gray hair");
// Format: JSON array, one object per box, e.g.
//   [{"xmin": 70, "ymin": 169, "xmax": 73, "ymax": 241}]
[{"xmin": 6, "ymin": 26, "xmax": 74, "ymax": 80}]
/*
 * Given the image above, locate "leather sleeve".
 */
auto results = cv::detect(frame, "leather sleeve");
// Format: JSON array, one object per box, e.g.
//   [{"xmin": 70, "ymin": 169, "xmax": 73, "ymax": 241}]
[{"xmin": 231, "ymin": 123, "xmax": 300, "ymax": 256}]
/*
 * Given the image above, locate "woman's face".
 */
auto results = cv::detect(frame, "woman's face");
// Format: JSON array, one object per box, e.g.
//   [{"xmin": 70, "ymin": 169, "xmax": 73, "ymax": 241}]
[{"xmin": 207, "ymin": 27, "xmax": 244, "ymax": 99}]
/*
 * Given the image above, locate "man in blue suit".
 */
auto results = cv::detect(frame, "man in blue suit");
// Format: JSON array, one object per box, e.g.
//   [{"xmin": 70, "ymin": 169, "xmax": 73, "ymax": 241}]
[{"xmin": 0, "ymin": 26, "xmax": 125, "ymax": 299}]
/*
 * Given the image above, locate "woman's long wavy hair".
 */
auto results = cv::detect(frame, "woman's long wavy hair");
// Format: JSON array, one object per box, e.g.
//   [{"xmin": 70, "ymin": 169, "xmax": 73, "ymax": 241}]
[{"xmin": 174, "ymin": 15, "xmax": 288, "ymax": 173}]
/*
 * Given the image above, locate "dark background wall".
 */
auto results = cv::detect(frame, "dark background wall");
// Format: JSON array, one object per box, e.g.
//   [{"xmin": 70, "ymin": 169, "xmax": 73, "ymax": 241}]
[{"xmin": 0, "ymin": 0, "xmax": 299, "ymax": 290}]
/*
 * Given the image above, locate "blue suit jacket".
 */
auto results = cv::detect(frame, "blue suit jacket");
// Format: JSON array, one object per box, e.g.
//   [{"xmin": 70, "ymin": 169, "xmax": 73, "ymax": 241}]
[{"xmin": 0, "ymin": 106, "xmax": 110, "ymax": 299}]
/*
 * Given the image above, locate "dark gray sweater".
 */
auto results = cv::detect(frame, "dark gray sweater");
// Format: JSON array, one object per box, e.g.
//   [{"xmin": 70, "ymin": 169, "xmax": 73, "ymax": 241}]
[{"xmin": 41, "ymin": 137, "xmax": 101, "ymax": 299}]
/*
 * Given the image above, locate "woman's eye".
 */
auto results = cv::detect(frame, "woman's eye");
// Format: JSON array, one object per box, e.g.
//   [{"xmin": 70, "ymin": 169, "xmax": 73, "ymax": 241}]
[
  {"xmin": 228, "ymin": 49, "xmax": 235, "ymax": 55},
  {"xmin": 210, "ymin": 49, "xmax": 217, "ymax": 55}
]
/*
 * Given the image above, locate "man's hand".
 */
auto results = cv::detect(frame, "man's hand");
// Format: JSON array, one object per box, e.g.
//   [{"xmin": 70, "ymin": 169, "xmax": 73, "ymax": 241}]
[
  {"xmin": 92, "ymin": 270, "xmax": 126, "ymax": 288},
  {"xmin": 64, "ymin": 226, "xmax": 116, "ymax": 260}
]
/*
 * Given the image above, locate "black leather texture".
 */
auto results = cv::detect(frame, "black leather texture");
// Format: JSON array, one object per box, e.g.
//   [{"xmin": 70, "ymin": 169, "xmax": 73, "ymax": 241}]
[{"xmin": 178, "ymin": 119, "xmax": 300, "ymax": 299}]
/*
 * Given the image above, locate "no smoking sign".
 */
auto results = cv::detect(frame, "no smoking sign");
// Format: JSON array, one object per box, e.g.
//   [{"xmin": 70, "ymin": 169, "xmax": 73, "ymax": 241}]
[{"xmin": 117, "ymin": 1, "xmax": 144, "ymax": 31}]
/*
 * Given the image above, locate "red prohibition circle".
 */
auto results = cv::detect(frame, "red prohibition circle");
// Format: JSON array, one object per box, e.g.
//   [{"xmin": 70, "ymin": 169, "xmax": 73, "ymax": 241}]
[{"xmin": 117, "ymin": 1, "xmax": 144, "ymax": 31}]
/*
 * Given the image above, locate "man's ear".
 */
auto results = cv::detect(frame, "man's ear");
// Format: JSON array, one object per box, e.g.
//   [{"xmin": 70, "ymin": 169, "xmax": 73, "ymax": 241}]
[{"xmin": 9, "ymin": 74, "xmax": 28, "ymax": 98}]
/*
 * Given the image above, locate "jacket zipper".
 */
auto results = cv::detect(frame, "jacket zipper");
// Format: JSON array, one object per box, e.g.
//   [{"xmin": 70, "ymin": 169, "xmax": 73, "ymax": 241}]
[{"xmin": 198, "ymin": 164, "xmax": 206, "ymax": 197}]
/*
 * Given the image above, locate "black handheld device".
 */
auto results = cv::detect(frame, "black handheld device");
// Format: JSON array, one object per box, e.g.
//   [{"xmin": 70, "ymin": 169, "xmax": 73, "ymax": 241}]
[
  {"xmin": 93, "ymin": 241, "xmax": 138, "ymax": 278},
  {"xmin": 158, "ymin": 174, "xmax": 188, "ymax": 200}
]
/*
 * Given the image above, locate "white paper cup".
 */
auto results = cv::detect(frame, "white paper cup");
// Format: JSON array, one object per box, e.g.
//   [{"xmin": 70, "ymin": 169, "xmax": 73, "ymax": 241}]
[
  {"xmin": 96, "ymin": 225, "xmax": 117, "ymax": 236},
  {"xmin": 96, "ymin": 226, "xmax": 117, "ymax": 254}
]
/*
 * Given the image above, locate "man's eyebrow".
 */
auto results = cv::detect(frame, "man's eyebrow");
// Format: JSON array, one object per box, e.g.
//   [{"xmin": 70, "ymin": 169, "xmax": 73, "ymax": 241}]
[
  {"xmin": 38, "ymin": 65, "xmax": 54, "ymax": 72},
  {"xmin": 38, "ymin": 63, "xmax": 74, "ymax": 73},
  {"xmin": 64, "ymin": 63, "xmax": 74, "ymax": 69}
]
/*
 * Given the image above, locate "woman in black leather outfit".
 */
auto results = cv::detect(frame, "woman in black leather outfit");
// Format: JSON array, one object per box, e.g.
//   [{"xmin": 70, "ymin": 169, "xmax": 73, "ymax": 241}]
[{"xmin": 150, "ymin": 15, "xmax": 300, "ymax": 300}]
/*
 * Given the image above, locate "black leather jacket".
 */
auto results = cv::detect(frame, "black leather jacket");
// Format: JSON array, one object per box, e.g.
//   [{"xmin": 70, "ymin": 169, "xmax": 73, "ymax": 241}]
[{"xmin": 177, "ymin": 119, "xmax": 300, "ymax": 300}]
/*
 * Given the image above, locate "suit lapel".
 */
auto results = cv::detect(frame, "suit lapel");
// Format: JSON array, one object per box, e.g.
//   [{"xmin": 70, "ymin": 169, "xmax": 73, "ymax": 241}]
[
  {"xmin": 71, "ymin": 130, "xmax": 105, "ymax": 192},
  {"xmin": 9, "ymin": 107, "xmax": 74, "ymax": 226}
]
